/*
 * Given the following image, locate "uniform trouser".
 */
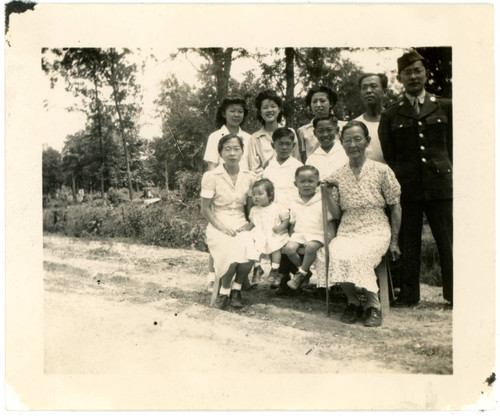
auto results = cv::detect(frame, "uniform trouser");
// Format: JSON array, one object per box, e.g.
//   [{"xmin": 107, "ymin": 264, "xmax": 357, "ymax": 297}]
[{"xmin": 400, "ymin": 199, "xmax": 453, "ymax": 303}]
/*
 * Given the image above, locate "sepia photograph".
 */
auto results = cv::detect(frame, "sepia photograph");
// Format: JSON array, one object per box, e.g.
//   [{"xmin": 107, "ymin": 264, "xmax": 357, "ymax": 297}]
[{"xmin": 4, "ymin": 2, "xmax": 496, "ymax": 411}]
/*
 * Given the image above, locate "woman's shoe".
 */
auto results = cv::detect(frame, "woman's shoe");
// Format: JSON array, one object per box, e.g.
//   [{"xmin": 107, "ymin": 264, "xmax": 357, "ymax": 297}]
[
  {"xmin": 364, "ymin": 307, "xmax": 382, "ymax": 327},
  {"xmin": 214, "ymin": 294, "xmax": 229, "ymax": 310},
  {"xmin": 230, "ymin": 290, "xmax": 243, "ymax": 308},
  {"xmin": 341, "ymin": 303, "xmax": 362, "ymax": 324}
]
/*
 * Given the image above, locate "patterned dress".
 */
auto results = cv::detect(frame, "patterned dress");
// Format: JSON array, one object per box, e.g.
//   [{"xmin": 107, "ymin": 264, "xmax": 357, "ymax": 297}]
[{"xmin": 315, "ymin": 159, "xmax": 400, "ymax": 293}]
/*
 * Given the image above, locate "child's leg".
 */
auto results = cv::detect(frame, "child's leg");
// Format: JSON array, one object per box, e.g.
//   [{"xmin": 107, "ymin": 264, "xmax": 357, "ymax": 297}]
[
  {"xmin": 270, "ymin": 249, "xmax": 281, "ymax": 270},
  {"xmin": 283, "ymin": 241, "xmax": 302, "ymax": 267},
  {"xmin": 300, "ymin": 241, "xmax": 323, "ymax": 273}
]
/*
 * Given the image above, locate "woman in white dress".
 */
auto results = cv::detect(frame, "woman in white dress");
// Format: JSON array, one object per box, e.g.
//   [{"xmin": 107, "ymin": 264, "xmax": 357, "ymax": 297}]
[{"xmin": 201, "ymin": 134, "xmax": 256, "ymax": 309}]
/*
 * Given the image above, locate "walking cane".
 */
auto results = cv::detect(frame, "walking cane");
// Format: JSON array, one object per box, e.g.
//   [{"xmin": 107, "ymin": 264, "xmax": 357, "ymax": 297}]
[{"xmin": 320, "ymin": 184, "xmax": 330, "ymax": 317}]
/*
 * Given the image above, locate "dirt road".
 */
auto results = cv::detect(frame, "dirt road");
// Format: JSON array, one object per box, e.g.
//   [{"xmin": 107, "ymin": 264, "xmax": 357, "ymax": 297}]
[{"xmin": 43, "ymin": 235, "xmax": 452, "ymax": 374}]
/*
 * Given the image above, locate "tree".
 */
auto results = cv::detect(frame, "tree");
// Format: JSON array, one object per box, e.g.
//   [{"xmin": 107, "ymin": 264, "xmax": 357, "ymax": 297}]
[
  {"xmin": 42, "ymin": 48, "xmax": 144, "ymax": 200},
  {"xmin": 42, "ymin": 147, "xmax": 62, "ymax": 197},
  {"xmin": 415, "ymin": 47, "xmax": 452, "ymax": 98}
]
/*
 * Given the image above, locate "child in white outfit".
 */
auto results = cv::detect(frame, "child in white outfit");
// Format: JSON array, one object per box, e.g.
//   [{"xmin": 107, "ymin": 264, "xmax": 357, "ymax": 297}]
[{"xmin": 247, "ymin": 178, "xmax": 290, "ymax": 287}]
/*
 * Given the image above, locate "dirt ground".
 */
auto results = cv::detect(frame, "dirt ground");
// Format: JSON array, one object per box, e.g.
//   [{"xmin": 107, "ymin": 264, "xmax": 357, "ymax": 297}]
[{"xmin": 43, "ymin": 234, "xmax": 452, "ymax": 375}]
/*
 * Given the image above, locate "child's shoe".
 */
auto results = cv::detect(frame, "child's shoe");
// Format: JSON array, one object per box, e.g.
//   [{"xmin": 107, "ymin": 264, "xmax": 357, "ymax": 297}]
[
  {"xmin": 268, "ymin": 269, "xmax": 282, "ymax": 288},
  {"xmin": 251, "ymin": 265, "xmax": 265, "ymax": 286},
  {"xmin": 287, "ymin": 271, "xmax": 311, "ymax": 291}
]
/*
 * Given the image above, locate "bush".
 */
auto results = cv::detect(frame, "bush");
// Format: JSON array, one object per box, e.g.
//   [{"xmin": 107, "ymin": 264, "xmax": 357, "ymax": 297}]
[
  {"xmin": 175, "ymin": 170, "xmax": 202, "ymax": 201},
  {"xmin": 43, "ymin": 197, "xmax": 208, "ymax": 251},
  {"xmin": 107, "ymin": 187, "xmax": 130, "ymax": 206}
]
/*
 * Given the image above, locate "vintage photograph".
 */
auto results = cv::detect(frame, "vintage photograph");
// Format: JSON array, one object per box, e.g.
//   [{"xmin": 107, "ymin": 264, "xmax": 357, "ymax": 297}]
[
  {"xmin": 41, "ymin": 46, "xmax": 453, "ymax": 375},
  {"xmin": 5, "ymin": 3, "xmax": 495, "ymax": 412}
]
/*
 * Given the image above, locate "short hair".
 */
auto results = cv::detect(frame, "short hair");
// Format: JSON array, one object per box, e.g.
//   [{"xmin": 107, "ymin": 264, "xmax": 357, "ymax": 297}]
[
  {"xmin": 305, "ymin": 86, "xmax": 338, "ymax": 108},
  {"xmin": 272, "ymin": 127, "xmax": 295, "ymax": 143},
  {"xmin": 215, "ymin": 97, "xmax": 248, "ymax": 128},
  {"xmin": 358, "ymin": 73, "xmax": 388, "ymax": 90},
  {"xmin": 217, "ymin": 134, "xmax": 244, "ymax": 155},
  {"xmin": 313, "ymin": 115, "xmax": 338, "ymax": 129},
  {"xmin": 340, "ymin": 120, "xmax": 369, "ymax": 140},
  {"xmin": 252, "ymin": 178, "xmax": 275, "ymax": 202},
  {"xmin": 295, "ymin": 165, "xmax": 320, "ymax": 179},
  {"xmin": 255, "ymin": 90, "xmax": 283, "ymax": 125}
]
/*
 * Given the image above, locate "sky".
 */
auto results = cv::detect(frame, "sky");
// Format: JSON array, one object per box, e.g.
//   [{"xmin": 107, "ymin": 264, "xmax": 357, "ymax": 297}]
[{"xmin": 42, "ymin": 47, "xmax": 404, "ymax": 152}]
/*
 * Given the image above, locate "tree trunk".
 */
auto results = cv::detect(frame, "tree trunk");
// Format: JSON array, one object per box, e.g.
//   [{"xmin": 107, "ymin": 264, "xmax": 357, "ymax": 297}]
[
  {"xmin": 285, "ymin": 48, "xmax": 295, "ymax": 128},
  {"xmin": 71, "ymin": 173, "xmax": 77, "ymax": 204},
  {"xmin": 212, "ymin": 48, "xmax": 233, "ymax": 103},
  {"xmin": 164, "ymin": 161, "xmax": 169, "ymax": 192},
  {"xmin": 109, "ymin": 50, "xmax": 134, "ymax": 201},
  {"xmin": 93, "ymin": 69, "xmax": 105, "ymax": 198}
]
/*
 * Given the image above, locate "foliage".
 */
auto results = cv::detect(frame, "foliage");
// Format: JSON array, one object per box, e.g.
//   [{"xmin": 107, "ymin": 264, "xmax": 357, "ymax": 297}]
[
  {"xmin": 42, "ymin": 147, "xmax": 63, "ymax": 197},
  {"xmin": 415, "ymin": 47, "xmax": 452, "ymax": 98},
  {"xmin": 43, "ymin": 197, "xmax": 207, "ymax": 251}
]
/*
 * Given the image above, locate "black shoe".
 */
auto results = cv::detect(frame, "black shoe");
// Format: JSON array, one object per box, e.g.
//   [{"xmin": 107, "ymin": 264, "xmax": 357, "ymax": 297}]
[
  {"xmin": 364, "ymin": 307, "xmax": 382, "ymax": 327},
  {"xmin": 390, "ymin": 296, "xmax": 419, "ymax": 308},
  {"xmin": 341, "ymin": 303, "xmax": 363, "ymax": 324},
  {"xmin": 230, "ymin": 290, "xmax": 243, "ymax": 308},
  {"xmin": 214, "ymin": 295, "xmax": 229, "ymax": 310}
]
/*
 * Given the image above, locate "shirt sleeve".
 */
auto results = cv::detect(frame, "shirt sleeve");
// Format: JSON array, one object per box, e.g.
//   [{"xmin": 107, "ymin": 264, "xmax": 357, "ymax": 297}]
[
  {"xmin": 289, "ymin": 204, "xmax": 297, "ymax": 224},
  {"xmin": 381, "ymin": 165, "xmax": 401, "ymax": 205},
  {"xmin": 247, "ymin": 134, "xmax": 262, "ymax": 173},
  {"xmin": 200, "ymin": 172, "xmax": 215, "ymax": 199},
  {"xmin": 290, "ymin": 128, "xmax": 302, "ymax": 162},
  {"xmin": 203, "ymin": 131, "xmax": 219, "ymax": 164}
]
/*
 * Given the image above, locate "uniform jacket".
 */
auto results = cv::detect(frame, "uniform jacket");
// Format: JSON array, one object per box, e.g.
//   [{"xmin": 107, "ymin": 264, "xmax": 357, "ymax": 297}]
[{"xmin": 378, "ymin": 92, "xmax": 452, "ymax": 202}]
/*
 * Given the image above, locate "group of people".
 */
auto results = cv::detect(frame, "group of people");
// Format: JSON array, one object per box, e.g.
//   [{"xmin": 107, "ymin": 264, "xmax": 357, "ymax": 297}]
[{"xmin": 200, "ymin": 50, "xmax": 453, "ymax": 327}]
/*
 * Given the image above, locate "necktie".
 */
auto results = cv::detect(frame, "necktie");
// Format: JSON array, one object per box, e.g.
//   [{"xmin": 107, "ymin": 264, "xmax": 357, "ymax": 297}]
[{"xmin": 413, "ymin": 97, "xmax": 420, "ymax": 115}]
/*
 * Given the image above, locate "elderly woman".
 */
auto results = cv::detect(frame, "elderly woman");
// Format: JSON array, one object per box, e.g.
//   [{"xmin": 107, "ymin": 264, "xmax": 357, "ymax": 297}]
[
  {"xmin": 201, "ymin": 134, "xmax": 256, "ymax": 310},
  {"xmin": 317, "ymin": 120, "xmax": 402, "ymax": 327}
]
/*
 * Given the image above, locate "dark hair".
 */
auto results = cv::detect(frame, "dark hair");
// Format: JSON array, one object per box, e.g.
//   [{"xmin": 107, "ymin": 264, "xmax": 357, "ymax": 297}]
[
  {"xmin": 312, "ymin": 115, "xmax": 338, "ymax": 129},
  {"xmin": 272, "ymin": 127, "xmax": 295, "ymax": 143},
  {"xmin": 357, "ymin": 73, "xmax": 388, "ymax": 90},
  {"xmin": 217, "ymin": 134, "xmax": 244, "ymax": 155},
  {"xmin": 255, "ymin": 90, "xmax": 283, "ymax": 125},
  {"xmin": 295, "ymin": 165, "xmax": 320, "ymax": 179},
  {"xmin": 252, "ymin": 178, "xmax": 275, "ymax": 203},
  {"xmin": 340, "ymin": 120, "xmax": 369, "ymax": 140},
  {"xmin": 215, "ymin": 97, "xmax": 248, "ymax": 128},
  {"xmin": 305, "ymin": 86, "xmax": 338, "ymax": 108}
]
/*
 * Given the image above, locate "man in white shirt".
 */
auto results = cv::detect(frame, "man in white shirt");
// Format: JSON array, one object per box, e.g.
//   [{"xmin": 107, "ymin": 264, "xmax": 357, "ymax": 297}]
[{"xmin": 353, "ymin": 72, "xmax": 388, "ymax": 164}]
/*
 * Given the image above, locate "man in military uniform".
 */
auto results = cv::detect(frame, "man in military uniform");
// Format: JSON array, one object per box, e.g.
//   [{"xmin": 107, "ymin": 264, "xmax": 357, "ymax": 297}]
[{"xmin": 379, "ymin": 50, "xmax": 453, "ymax": 307}]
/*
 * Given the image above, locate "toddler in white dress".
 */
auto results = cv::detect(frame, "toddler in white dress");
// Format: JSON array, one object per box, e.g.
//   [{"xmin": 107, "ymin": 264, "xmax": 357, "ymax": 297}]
[{"xmin": 247, "ymin": 179, "xmax": 290, "ymax": 288}]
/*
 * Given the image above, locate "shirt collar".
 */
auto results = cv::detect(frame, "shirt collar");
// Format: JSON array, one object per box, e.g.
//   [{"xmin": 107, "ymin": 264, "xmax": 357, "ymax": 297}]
[
  {"xmin": 405, "ymin": 90, "xmax": 426, "ymax": 105},
  {"xmin": 212, "ymin": 164, "xmax": 249, "ymax": 175},
  {"xmin": 220, "ymin": 125, "xmax": 244, "ymax": 137},
  {"xmin": 312, "ymin": 142, "xmax": 341, "ymax": 155},
  {"xmin": 295, "ymin": 189, "xmax": 321, "ymax": 205}
]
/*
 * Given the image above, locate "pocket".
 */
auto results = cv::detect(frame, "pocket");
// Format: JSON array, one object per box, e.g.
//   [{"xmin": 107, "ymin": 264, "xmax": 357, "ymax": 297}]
[
  {"xmin": 426, "ymin": 114, "xmax": 448, "ymax": 126},
  {"xmin": 390, "ymin": 119, "xmax": 414, "ymax": 131},
  {"xmin": 432, "ymin": 158, "xmax": 452, "ymax": 174}
]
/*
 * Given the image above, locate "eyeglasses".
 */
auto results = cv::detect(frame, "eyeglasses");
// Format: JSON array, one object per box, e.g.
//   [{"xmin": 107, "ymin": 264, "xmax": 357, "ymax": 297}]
[{"xmin": 341, "ymin": 136, "xmax": 365, "ymax": 145}]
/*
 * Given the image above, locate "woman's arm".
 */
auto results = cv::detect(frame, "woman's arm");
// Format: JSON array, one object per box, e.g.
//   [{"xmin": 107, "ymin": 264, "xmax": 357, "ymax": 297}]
[
  {"xmin": 201, "ymin": 197, "xmax": 237, "ymax": 237},
  {"xmin": 388, "ymin": 202, "xmax": 402, "ymax": 261}
]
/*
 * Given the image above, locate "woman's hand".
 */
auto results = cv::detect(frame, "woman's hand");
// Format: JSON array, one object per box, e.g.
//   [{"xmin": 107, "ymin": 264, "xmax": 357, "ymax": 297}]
[
  {"xmin": 320, "ymin": 178, "xmax": 339, "ymax": 188},
  {"xmin": 389, "ymin": 241, "xmax": 401, "ymax": 261},
  {"xmin": 272, "ymin": 225, "xmax": 285, "ymax": 234},
  {"xmin": 237, "ymin": 223, "xmax": 254, "ymax": 233},
  {"xmin": 219, "ymin": 225, "xmax": 238, "ymax": 237}
]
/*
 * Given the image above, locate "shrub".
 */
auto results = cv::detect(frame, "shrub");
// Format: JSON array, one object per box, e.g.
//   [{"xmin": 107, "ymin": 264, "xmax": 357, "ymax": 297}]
[
  {"xmin": 175, "ymin": 170, "xmax": 202, "ymax": 201},
  {"xmin": 107, "ymin": 187, "xmax": 130, "ymax": 206}
]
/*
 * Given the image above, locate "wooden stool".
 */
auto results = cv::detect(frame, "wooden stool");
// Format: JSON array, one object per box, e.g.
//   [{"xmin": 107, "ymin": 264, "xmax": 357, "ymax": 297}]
[{"xmin": 375, "ymin": 254, "xmax": 394, "ymax": 317}]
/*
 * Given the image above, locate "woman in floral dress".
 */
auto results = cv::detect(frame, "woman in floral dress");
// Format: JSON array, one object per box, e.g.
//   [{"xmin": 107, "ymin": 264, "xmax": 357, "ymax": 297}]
[{"xmin": 318, "ymin": 120, "xmax": 402, "ymax": 327}]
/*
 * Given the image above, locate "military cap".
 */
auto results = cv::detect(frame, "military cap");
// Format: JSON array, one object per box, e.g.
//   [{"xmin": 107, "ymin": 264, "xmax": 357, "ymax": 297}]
[{"xmin": 397, "ymin": 50, "xmax": 426, "ymax": 73}]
